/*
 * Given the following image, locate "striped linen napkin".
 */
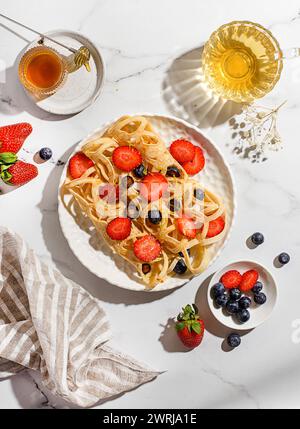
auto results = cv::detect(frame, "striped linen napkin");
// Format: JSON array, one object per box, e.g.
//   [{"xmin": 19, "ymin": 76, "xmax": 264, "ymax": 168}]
[{"xmin": 0, "ymin": 227, "xmax": 160, "ymax": 407}]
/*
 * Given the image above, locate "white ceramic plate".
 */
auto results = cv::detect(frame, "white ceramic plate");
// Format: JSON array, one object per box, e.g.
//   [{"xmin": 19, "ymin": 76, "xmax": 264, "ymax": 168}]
[
  {"xmin": 58, "ymin": 114, "xmax": 236, "ymax": 292},
  {"xmin": 208, "ymin": 261, "xmax": 278, "ymax": 330},
  {"xmin": 23, "ymin": 30, "xmax": 105, "ymax": 115}
]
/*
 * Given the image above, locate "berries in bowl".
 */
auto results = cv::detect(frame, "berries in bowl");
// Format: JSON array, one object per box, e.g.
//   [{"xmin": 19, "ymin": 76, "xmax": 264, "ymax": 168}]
[{"xmin": 207, "ymin": 261, "xmax": 278, "ymax": 330}]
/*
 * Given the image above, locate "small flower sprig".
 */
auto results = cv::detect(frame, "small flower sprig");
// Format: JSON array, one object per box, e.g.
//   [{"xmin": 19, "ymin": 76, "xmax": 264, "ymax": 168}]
[{"xmin": 230, "ymin": 101, "xmax": 287, "ymax": 163}]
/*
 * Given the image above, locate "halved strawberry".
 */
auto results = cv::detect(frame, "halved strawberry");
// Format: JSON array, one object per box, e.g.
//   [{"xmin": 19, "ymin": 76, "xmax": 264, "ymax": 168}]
[
  {"xmin": 205, "ymin": 217, "xmax": 225, "ymax": 238},
  {"xmin": 0, "ymin": 123, "xmax": 33, "ymax": 154},
  {"xmin": 240, "ymin": 270, "xmax": 259, "ymax": 292},
  {"xmin": 112, "ymin": 146, "xmax": 142, "ymax": 172},
  {"xmin": 106, "ymin": 217, "xmax": 131, "ymax": 241},
  {"xmin": 177, "ymin": 215, "xmax": 197, "ymax": 239},
  {"xmin": 182, "ymin": 146, "xmax": 205, "ymax": 175},
  {"xmin": 99, "ymin": 184, "xmax": 120, "ymax": 204},
  {"xmin": 140, "ymin": 173, "xmax": 168, "ymax": 202},
  {"xmin": 134, "ymin": 235, "xmax": 161, "ymax": 262},
  {"xmin": 170, "ymin": 140, "xmax": 196, "ymax": 163},
  {"xmin": 69, "ymin": 152, "xmax": 94, "ymax": 179},
  {"xmin": 221, "ymin": 270, "xmax": 242, "ymax": 289}
]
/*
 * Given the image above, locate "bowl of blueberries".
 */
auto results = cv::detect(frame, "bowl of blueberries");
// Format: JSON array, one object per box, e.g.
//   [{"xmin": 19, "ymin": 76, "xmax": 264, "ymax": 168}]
[{"xmin": 208, "ymin": 260, "xmax": 278, "ymax": 331}]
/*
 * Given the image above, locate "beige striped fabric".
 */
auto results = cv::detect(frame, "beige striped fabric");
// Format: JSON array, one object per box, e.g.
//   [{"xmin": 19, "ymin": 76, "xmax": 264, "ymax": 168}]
[{"xmin": 0, "ymin": 227, "xmax": 160, "ymax": 407}]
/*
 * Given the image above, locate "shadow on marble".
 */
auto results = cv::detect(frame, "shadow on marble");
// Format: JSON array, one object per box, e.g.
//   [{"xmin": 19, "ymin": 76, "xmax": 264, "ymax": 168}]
[
  {"xmin": 195, "ymin": 274, "xmax": 253, "ymax": 349},
  {"xmin": 0, "ymin": 28, "xmax": 74, "ymax": 121},
  {"xmin": 10, "ymin": 370, "xmax": 150, "ymax": 410},
  {"xmin": 162, "ymin": 46, "xmax": 242, "ymax": 129},
  {"xmin": 7, "ymin": 370, "xmax": 52, "ymax": 409},
  {"xmin": 38, "ymin": 144, "xmax": 176, "ymax": 306},
  {"xmin": 226, "ymin": 116, "xmax": 270, "ymax": 164},
  {"xmin": 246, "ymin": 236, "xmax": 259, "ymax": 250},
  {"xmin": 159, "ymin": 318, "xmax": 192, "ymax": 353},
  {"xmin": 273, "ymin": 256, "xmax": 286, "ymax": 269}
]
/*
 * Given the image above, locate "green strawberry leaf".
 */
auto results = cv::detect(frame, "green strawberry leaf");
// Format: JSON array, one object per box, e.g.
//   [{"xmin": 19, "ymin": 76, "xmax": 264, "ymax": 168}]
[
  {"xmin": 1, "ymin": 164, "xmax": 13, "ymax": 172},
  {"xmin": 175, "ymin": 322, "xmax": 185, "ymax": 332},
  {"xmin": 184, "ymin": 304, "xmax": 193, "ymax": 314},
  {"xmin": 191, "ymin": 322, "xmax": 201, "ymax": 334},
  {"xmin": 0, "ymin": 152, "xmax": 17, "ymax": 165},
  {"xmin": 1, "ymin": 170, "xmax": 12, "ymax": 183}
]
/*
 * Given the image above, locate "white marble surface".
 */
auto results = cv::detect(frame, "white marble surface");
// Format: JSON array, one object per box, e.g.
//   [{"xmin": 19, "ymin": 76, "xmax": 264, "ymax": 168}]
[{"xmin": 1, "ymin": 0, "xmax": 300, "ymax": 409}]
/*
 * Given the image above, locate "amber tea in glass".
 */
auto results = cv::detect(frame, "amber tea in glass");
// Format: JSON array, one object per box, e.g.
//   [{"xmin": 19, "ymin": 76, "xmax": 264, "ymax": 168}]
[
  {"xmin": 19, "ymin": 46, "xmax": 68, "ymax": 96},
  {"xmin": 202, "ymin": 21, "xmax": 283, "ymax": 103}
]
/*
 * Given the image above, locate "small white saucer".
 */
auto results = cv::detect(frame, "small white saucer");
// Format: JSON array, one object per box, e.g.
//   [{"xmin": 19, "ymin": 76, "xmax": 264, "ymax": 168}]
[
  {"xmin": 22, "ymin": 30, "xmax": 105, "ymax": 115},
  {"xmin": 208, "ymin": 260, "xmax": 278, "ymax": 331}
]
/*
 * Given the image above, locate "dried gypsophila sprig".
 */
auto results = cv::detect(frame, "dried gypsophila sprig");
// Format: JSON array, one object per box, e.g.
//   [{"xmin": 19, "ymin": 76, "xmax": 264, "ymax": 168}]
[
  {"xmin": 230, "ymin": 101, "xmax": 287, "ymax": 162},
  {"xmin": 244, "ymin": 101, "xmax": 286, "ymax": 151}
]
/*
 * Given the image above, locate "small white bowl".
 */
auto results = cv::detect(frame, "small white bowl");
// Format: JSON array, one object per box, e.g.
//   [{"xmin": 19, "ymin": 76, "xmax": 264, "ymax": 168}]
[{"xmin": 207, "ymin": 260, "xmax": 278, "ymax": 331}]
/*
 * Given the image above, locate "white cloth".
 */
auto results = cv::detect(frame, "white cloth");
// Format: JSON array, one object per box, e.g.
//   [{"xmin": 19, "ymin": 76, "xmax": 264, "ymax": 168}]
[{"xmin": 0, "ymin": 227, "xmax": 160, "ymax": 407}]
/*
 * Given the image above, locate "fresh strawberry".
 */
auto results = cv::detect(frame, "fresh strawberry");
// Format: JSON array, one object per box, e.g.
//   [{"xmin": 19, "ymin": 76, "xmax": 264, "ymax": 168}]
[
  {"xmin": 182, "ymin": 146, "xmax": 205, "ymax": 175},
  {"xmin": 99, "ymin": 184, "xmax": 120, "ymax": 204},
  {"xmin": 112, "ymin": 146, "xmax": 142, "ymax": 172},
  {"xmin": 240, "ymin": 270, "xmax": 259, "ymax": 292},
  {"xmin": 170, "ymin": 139, "xmax": 196, "ymax": 163},
  {"xmin": 106, "ymin": 217, "xmax": 132, "ymax": 241},
  {"xmin": 221, "ymin": 270, "xmax": 242, "ymax": 289},
  {"xmin": 0, "ymin": 123, "xmax": 32, "ymax": 154},
  {"xmin": 177, "ymin": 215, "xmax": 197, "ymax": 239},
  {"xmin": 176, "ymin": 304, "xmax": 204, "ymax": 348},
  {"xmin": 1, "ymin": 160, "xmax": 38, "ymax": 186},
  {"xmin": 69, "ymin": 152, "xmax": 94, "ymax": 179},
  {"xmin": 205, "ymin": 217, "xmax": 225, "ymax": 238},
  {"xmin": 140, "ymin": 172, "xmax": 168, "ymax": 202},
  {"xmin": 134, "ymin": 235, "xmax": 161, "ymax": 262}
]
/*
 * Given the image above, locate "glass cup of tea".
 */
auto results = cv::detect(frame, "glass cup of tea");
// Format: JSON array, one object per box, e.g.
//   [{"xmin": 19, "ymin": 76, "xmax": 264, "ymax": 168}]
[
  {"xmin": 202, "ymin": 21, "xmax": 299, "ymax": 103},
  {"xmin": 18, "ymin": 45, "xmax": 68, "ymax": 97}
]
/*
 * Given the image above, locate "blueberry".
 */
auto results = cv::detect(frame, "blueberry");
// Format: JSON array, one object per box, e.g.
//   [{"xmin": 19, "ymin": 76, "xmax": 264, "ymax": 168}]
[
  {"xmin": 254, "ymin": 293, "xmax": 267, "ymax": 305},
  {"xmin": 239, "ymin": 296, "xmax": 251, "ymax": 309},
  {"xmin": 230, "ymin": 288, "xmax": 242, "ymax": 301},
  {"xmin": 142, "ymin": 264, "xmax": 151, "ymax": 275},
  {"xmin": 166, "ymin": 166, "xmax": 181, "ymax": 178},
  {"xmin": 278, "ymin": 253, "xmax": 290, "ymax": 265},
  {"xmin": 251, "ymin": 232, "xmax": 264, "ymax": 246},
  {"xmin": 39, "ymin": 147, "xmax": 52, "ymax": 161},
  {"xmin": 227, "ymin": 333, "xmax": 241, "ymax": 348},
  {"xmin": 237, "ymin": 309, "xmax": 250, "ymax": 323},
  {"xmin": 133, "ymin": 164, "xmax": 147, "ymax": 179},
  {"xmin": 148, "ymin": 210, "xmax": 162, "ymax": 225},
  {"xmin": 212, "ymin": 282, "xmax": 225, "ymax": 298},
  {"xmin": 173, "ymin": 259, "xmax": 188, "ymax": 275},
  {"xmin": 215, "ymin": 294, "xmax": 228, "ymax": 308},
  {"xmin": 252, "ymin": 281, "xmax": 263, "ymax": 294},
  {"xmin": 179, "ymin": 249, "xmax": 191, "ymax": 257},
  {"xmin": 194, "ymin": 188, "xmax": 205, "ymax": 201},
  {"xmin": 226, "ymin": 300, "xmax": 239, "ymax": 314},
  {"xmin": 168, "ymin": 198, "xmax": 181, "ymax": 213}
]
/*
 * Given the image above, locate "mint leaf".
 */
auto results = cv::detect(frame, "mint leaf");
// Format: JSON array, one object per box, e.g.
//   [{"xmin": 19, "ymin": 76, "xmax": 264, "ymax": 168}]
[{"xmin": 191, "ymin": 322, "xmax": 201, "ymax": 334}]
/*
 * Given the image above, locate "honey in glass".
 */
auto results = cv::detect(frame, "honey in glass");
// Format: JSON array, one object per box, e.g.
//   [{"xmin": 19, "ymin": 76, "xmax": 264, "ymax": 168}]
[
  {"xmin": 202, "ymin": 21, "xmax": 283, "ymax": 103},
  {"xmin": 19, "ymin": 46, "xmax": 68, "ymax": 96}
]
